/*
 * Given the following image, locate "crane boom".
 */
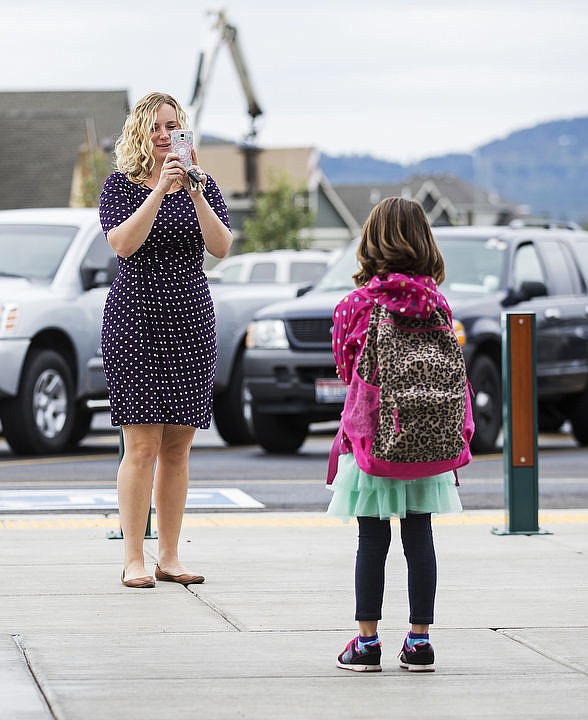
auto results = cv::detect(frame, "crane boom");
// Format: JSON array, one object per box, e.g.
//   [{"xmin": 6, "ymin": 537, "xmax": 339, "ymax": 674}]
[{"xmin": 189, "ymin": 10, "xmax": 263, "ymax": 143}]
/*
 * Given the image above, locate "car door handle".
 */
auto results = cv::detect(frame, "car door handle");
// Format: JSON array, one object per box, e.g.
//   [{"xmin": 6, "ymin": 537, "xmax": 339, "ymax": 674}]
[{"xmin": 544, "ymin": 308, "xmax": 561, "ymax": 320}]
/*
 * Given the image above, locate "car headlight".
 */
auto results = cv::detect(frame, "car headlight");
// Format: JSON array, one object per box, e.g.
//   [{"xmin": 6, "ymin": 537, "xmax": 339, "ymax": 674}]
[
  {"xmin": 452, "ymin": 318, "xmax": 467, "ymax": 347},
  {"xmin": 0, "ymin": 303, "xmax": 19, "ymax": 337},
  {"xmin": 245, "ymin": 319, "xmax": 290, "ymax": 349}
]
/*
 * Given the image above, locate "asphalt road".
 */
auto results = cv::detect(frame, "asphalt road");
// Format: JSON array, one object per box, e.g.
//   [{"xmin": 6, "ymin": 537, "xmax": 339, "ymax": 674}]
[{"xmin": 0, "ymin": 414, "xmax": 586, "ymax": 512}]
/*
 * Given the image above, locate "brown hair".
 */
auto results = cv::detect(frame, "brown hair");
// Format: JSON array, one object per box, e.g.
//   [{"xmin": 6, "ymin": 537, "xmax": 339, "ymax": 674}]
[
  {"xmin": 353, "ymin": 196, "xmax": 445, "ymax": 287},
  {"xmin": 115, "ymin": 92, "xmax": 189, "ymax": 184}
]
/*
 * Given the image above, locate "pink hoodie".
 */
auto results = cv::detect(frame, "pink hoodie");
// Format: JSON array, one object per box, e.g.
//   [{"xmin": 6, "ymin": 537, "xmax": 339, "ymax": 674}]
[{"xmin": 332, "ymin": 273, "xmax": 453, "ymax": 385}]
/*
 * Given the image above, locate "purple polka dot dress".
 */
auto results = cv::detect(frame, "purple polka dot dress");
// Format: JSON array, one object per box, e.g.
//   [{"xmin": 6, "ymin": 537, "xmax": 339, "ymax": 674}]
[{"xmin": 99, "ymin": 171, "xmax": 231, "ymax": 428}]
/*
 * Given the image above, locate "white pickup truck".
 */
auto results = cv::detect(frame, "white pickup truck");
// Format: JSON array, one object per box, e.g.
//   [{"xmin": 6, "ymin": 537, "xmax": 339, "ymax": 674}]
[{"xmin": 0, "ymin": 208, "xmax": 312, "ymax": 455}]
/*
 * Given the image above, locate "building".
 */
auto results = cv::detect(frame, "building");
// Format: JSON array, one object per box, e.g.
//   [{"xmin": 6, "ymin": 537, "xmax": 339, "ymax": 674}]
[
  {"xmin": 0, "ymin": 90, "xmax": 358, "ymax": 249},
  {"xmin": 334, "ymin": 174, "xmax": 522, "ymax": 227},
  {"xmin": 198, "ymin": 142, "xmax": 359, "ymax": 249},
  {"xmin": 0, "ymin": 90, "xmax": 129, "ymax": 209}
]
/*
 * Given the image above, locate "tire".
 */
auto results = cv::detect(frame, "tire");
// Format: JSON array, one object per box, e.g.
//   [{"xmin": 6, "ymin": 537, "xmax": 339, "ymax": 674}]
[
  {"xmin": 567, "ymin": 385, "xmax": 588, "ymax": 445},
  {"xmin": 67, "ymin": 404, "xmax": 93, "ymax": 446},
  {"xmin": 469, "ymin": 355, "xmax": 501, "ymax": 453},
  {"xmin": 251, "ymin": 410, "xmax": 309, "ymax": 454},
  {"xmin": 213, "ymin": 351, "xmax": 255, "ymax": 445},
  {"xmin": 0, "ymin": 349, "xmax": 75, "ymax": 455},
  {"xmin": 538, "ymin": 404, "xmax": 565, "ymax": 434}
]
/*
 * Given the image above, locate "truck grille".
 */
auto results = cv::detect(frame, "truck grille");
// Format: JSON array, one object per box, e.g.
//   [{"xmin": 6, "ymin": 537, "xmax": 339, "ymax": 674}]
[{"xmin": 287, "ymin": 318, "xmax": 333, "ymax": 347}]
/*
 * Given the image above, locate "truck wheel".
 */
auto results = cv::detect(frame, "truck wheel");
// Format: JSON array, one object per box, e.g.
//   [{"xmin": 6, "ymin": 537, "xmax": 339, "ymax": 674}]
[
  {"xmin": 567, "ymin": 386, "xmax": 588, "ymax": 445},
  {"xmin": 213, "ymin": 352, "xmax": 255, "ymax": 445},
  {"xmin": 67, "ymin": 404, "xmax": 93, "ymax": 446},
  {"xmin": 0, "ymin": 349, "xmax": 75, "ymax": 455},
  {"xmin": 538, "ymin": 404, "xmax": 565, "ymax": 433},
  {"xmin": 252, "ymin": 410, "xmax": 309, "ymax": 454},
  {"xmin": 469, "ymin": 355, "xmax": 501, "ymax": 453}
]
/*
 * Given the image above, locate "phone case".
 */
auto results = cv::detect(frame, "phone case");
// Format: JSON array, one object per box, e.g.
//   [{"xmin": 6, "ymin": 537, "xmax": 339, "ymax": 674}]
[{"xmin": 170, "ymin": 129, "xmax": 194, "ymax": 168}]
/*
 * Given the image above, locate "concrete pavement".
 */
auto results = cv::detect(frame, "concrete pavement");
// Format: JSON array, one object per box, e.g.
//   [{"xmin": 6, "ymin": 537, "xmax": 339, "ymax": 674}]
[{"xmin": 1, "ymin": 509, "xmax": 587, "ymax": 719}]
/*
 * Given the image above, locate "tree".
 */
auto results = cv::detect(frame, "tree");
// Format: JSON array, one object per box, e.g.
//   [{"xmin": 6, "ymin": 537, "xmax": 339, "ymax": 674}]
[
  {"xmin": 241, "ymin": 172, "xmax": 315, "ymax": 252},
  {"xmin": 79, "ymin": 149, "xmax": 112, "ymax": 208},
  {"xmin": 70, "ymin": 147, "xmax": 112, "ymax": 208}
]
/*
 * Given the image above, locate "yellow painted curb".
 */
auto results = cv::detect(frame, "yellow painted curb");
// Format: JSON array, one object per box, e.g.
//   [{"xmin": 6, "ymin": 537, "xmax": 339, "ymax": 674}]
[{"xmin": 0, "ymin": 510, "xmax": 587, "ymax": 530}]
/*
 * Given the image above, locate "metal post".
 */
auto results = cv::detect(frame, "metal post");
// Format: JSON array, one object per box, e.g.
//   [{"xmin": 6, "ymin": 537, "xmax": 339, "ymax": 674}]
[
  {"xmin": 107, "ymin": 428, "xmax": 158, "ymax": 540},
  {"xmin": 492, "ymin": 312, "xmax": 551, "ymax": 535}
]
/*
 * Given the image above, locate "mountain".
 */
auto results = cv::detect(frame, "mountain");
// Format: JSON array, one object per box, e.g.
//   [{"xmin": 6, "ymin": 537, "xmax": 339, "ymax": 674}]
[{"xmin": 320, "ymin": 117, "xmax": 588, "ymax": 223}]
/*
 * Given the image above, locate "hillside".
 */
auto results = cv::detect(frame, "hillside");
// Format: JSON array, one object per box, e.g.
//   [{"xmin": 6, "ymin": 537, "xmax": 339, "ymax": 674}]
[{"xmin": 320, "ymin": 117, "xmax": 588, "ymax": 223}]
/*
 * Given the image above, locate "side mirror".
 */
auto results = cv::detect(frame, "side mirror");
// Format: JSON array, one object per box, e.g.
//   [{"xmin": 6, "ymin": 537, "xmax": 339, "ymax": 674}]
[
  {"xmin": 502, "ymin": 280, "xmax": 548, "ymax": 307},
  {"xmin": 520, "ymin": 280, "xmax": 547, "ymax": 300},
  {"xmin": 81, "ymin": 257, "xmax": 118, "ymax": 290},
  {"xmin": 296, "ymin": 282, "xmax": 314, "ymax": 297}
]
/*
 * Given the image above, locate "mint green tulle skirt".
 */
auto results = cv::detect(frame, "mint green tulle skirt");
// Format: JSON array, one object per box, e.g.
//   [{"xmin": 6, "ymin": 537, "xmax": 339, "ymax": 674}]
[{"xmin": 326, "ymin": 453, "xmax": 463, "ymax": 520}]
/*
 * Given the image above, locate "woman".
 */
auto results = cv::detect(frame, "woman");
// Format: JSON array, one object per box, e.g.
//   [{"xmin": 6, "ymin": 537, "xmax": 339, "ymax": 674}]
[{"xmin": 99, "ymin": 92, "xmax": 232, "ymax": 588}]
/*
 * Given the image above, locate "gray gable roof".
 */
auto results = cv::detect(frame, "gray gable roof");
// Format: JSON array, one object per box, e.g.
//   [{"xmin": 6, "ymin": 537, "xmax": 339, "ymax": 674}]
[
  {"xmin": 334, "ymin": 174, "xmax": 517, "ymax": 227},
  {"xmin": 0, "ymin": 90, "xmax": 129, "ymax": 147},
  {"xmin": 0, "ymin": 90, "xmax": 129, "ymax": 209}
]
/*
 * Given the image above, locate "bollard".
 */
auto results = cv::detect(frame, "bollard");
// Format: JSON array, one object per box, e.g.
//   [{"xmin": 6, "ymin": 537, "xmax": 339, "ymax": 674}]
[
  {"xmin": 492, "ymin": 312, "xmax": 551, "ymax": 535},
  {"xmin": 107, "ymin": 428, "xmax": 158, "ymax": 540}
]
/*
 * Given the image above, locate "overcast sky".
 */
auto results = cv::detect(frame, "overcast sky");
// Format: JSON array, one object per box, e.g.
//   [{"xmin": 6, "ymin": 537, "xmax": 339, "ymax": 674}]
[{"xmin": 2, "ymin": 0, "xmax": 587, "ymax": 162}]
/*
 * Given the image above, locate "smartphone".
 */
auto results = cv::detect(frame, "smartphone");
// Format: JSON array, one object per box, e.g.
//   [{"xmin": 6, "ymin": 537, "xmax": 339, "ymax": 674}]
[{"xmin": 170, "ymin": 129, "xmax": 194, "ymax": 168}]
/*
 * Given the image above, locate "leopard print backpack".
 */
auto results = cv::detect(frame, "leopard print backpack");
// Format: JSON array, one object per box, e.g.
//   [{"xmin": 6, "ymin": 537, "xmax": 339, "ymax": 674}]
[{"xmin": 340, "ymin": 302, "xmax": 475, "ymax": 480}]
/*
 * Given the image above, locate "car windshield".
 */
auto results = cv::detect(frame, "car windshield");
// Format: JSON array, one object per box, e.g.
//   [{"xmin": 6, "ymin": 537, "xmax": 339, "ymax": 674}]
[
  {"xmin": 314, "ymin": 234, "xmax": 506, "ymax": 294},
  {"xmin": 0, "ymin": 225, "xmax": 78, "ymax": 281},
  {"xmin": 314, "ymin": 241, "xmax": 359, "ymax": 293},
  {"xmin": 438, "ymin": 236, "xmax": 506, "ymax": 293}
]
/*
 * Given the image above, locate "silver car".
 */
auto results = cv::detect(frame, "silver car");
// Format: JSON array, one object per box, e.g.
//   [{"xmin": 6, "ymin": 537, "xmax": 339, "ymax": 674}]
[
  {"xmin": 0, "ymin": 208, "xmax": 114, "ymax": 454},
  {"xmin": 0, "ymin": 208, "xmax": 323, "ymax": 454}
]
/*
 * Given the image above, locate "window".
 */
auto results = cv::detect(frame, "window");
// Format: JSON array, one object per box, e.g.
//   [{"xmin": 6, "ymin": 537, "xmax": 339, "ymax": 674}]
[
  {"xmin": 249, "ymin": 262, "xmax": 276, "ymax": 282},
  {"xmin": 80, "ymin": 232, "xmax": 117, "ymax": 287},
  {"xmin": 512, "ymin": 243, "xmax": 545, "ymax": 290},
  {"xmin": 81, "ymin": 232, "xmax": 114, "ymax": 271},
  {"xmin": 0, "ymin": 224, "xmax": 77, "ymax": 281},
  {"xmin": 540, "ymin": 240, "xmax": 581, "ymax": 295},
  {"xmin": 571, "ymin": 241, "xmax": 588, "ymax": 286},
  {"xmin": 438, "ymin": 237, "xmax": 505, "ymax": 293},
  {"xmin": 220, "ymin": 263, "xmax": 242, "ymax": 282},
  {"xmin": 290, "ymin": 261, "xmax": 327, "ymax": 285}
]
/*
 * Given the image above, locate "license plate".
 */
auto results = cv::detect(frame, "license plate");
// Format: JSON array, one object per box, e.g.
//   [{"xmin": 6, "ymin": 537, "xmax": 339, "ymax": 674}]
[{"xmin": 315, "ymin": 378, "xmax": 347, "ymax": 404}]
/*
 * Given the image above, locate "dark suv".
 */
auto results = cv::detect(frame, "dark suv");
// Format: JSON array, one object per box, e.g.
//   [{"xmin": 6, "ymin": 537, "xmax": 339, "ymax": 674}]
[{"xmin": 243, "ymin": 225, "xmax": 588, "ymax": 453}]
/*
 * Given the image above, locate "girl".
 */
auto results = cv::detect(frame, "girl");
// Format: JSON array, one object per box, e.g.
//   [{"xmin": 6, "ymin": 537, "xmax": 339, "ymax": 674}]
[{"xmin": 327, "ymin": 197, "xmax": 464, "ymax": 672}]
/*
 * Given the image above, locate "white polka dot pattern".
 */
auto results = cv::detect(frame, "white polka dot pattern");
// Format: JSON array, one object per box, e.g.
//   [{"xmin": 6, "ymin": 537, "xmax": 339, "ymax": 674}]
[{"xmin": 99, "ymin": 171, "xmax": 231, "ymax": 428}]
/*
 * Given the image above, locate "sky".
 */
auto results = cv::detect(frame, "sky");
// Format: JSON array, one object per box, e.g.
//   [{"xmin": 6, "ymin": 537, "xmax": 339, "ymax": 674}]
[{"xmin": 1, "ymin": 0, "xmax": 587, "ymax": 163}]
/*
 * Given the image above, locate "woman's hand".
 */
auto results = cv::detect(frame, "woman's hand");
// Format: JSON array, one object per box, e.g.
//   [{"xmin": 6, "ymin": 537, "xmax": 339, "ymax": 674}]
[{"xmin": 156, "ymin": 153, "xmax": 186, "ymax": 194}]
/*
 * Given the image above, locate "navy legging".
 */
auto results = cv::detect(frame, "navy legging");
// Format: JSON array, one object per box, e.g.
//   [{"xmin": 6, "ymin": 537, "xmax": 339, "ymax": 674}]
[{"xmin": 355, "ymin": 514, "xmax": 437, "ymax": 625}]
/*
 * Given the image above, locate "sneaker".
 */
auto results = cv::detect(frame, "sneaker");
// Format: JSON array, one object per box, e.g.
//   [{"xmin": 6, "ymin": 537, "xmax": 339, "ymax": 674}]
[
  {"xmin": 398, "ymin": 637, "xmax": 435, "ymax": 672},
  {"xmin": 337, "ymin": 636, "xmax": 382, "ymax": 673}
]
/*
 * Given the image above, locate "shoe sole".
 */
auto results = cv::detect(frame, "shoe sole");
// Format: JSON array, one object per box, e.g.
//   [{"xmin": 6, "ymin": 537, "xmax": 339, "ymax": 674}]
[
  {"xmin": 399, "ymin": 661, "xmax": 435, "ymax": 672},
  {"xmin": 337, "ymin": 661, "xmax": 382, "ymax": 672}
]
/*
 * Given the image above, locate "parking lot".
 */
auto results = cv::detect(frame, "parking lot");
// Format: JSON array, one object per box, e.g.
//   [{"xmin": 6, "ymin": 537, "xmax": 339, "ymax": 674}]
[{"xmin": 0, "ymin": 414, "xmax": 586, "ymax": 514}]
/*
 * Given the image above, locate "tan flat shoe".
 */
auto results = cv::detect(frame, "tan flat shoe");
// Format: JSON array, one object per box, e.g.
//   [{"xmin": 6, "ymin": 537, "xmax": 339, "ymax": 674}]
[
  {"xmin": 121, "ymin": 569, "xmax": 156, "ymax": 588},
  {"xmin": 155, "ymin": 564, "xmax": 205, "ymax": 585}
]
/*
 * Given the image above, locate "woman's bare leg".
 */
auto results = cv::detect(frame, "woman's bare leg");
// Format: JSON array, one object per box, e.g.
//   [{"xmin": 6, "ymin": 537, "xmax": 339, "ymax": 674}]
[
  {"xmin": 153, "ymin": 424, "xmax": 196, "ymax": 575},
  {"xmin": 118, "ymin": 425, "xmax": 163, "ymax": 580}
]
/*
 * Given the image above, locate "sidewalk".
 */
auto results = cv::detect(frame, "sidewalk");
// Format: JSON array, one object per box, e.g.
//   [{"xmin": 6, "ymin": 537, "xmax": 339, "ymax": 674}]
[{"xmin": 1, "ymin": 509, "xmax": 587, "ymax": 720}]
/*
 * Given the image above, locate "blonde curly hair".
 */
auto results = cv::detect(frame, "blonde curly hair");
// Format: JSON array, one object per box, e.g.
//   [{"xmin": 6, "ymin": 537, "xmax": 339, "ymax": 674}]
[{"xmin": 115, "ymin": 92, "xmax": 189, "ymax": 185}]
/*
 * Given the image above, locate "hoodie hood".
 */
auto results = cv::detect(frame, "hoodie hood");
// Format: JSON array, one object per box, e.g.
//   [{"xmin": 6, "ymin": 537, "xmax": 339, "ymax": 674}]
[{"xmin": 362, "ymin": 273, "xmax": 450, "ymax": 319}]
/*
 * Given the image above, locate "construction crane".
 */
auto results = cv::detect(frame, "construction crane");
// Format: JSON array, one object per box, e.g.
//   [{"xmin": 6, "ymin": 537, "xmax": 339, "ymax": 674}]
[{"xmin": 189, "ymin": 10, "xmax": 263, "ymax": 146}]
